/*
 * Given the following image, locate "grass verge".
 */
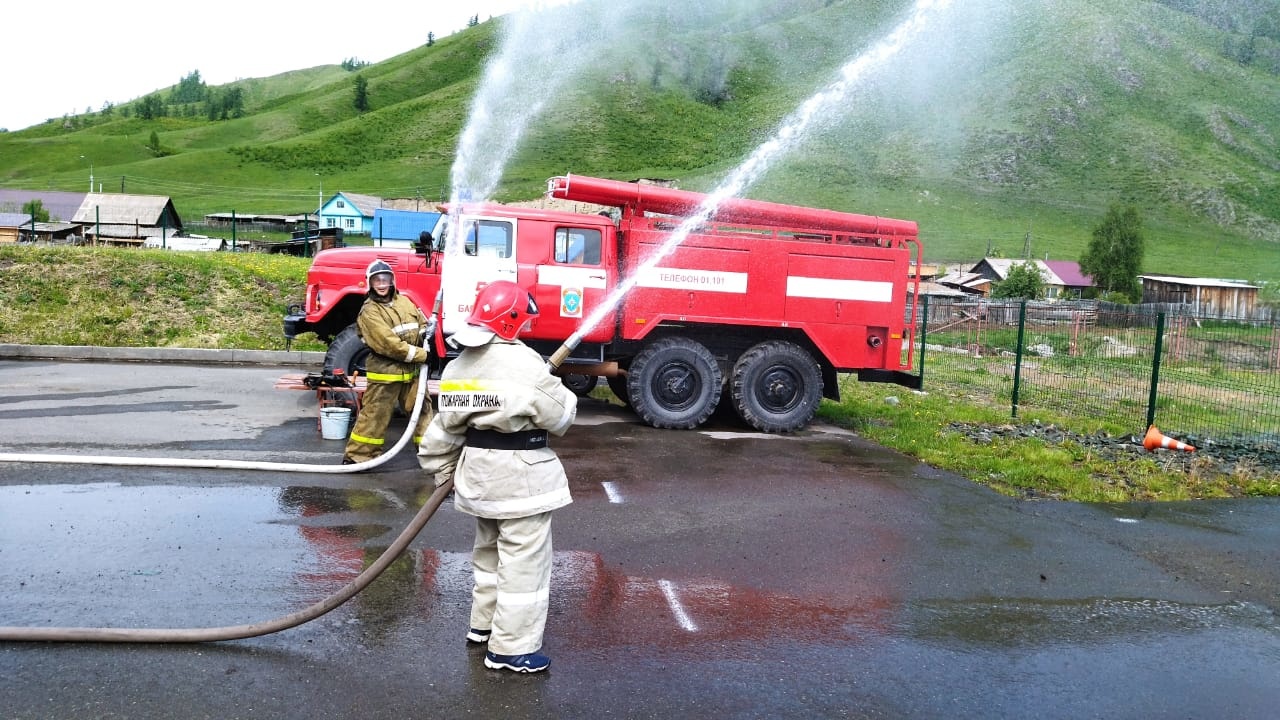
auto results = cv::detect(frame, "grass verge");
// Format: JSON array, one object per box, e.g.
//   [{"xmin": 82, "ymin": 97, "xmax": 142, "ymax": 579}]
[{"xmin": 820, "ymin": 377, "xmax": 1280, "ymax": 502}]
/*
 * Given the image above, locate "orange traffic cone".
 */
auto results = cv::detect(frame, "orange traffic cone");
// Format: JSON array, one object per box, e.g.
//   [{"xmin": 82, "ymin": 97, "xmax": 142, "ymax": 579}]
[{"xmin": 1142, "ymin": 425, "xmax": 1195, "ymax": 452}]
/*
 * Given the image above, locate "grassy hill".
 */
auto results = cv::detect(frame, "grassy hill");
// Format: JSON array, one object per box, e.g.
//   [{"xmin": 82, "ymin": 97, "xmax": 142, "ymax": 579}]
[{"xmin": 0, "ymin": 0, "xmax": 1277, "ymax": 284}]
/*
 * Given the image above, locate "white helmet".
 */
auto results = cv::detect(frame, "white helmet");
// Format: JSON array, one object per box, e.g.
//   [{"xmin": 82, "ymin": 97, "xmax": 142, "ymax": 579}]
[{"xmin": 365, "ymin": 259, "xmax": 394, "ymax": 288}]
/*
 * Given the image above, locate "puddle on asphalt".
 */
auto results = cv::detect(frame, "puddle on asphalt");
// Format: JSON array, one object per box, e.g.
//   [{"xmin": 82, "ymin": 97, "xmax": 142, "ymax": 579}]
[
  {"xmin": 0, "ymin": 483, "xmax": 422, "ymax": 627},
  {"xmin": 902, "ymin": 596, "xmax": 1279, "ymax": 648}
]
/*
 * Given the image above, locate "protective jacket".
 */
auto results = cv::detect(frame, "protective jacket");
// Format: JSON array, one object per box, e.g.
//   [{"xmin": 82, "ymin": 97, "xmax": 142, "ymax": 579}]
[
  {"xmin": 417, "ymin": 338, "xmax": 577, "ymax": 519},
  {"xmin": 356, "ymin": 291, "xmax": 429, "ymax": 383}
]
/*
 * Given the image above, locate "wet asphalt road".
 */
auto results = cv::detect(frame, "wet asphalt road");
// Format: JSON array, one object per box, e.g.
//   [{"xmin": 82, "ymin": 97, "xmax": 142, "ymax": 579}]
[{"xmin": 1, "ymin": 359, "xmax": 1278, "ymax": 719}]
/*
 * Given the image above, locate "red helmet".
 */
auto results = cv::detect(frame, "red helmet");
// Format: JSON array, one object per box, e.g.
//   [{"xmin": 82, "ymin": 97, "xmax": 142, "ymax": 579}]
[{"xmin": 466, "ymin": 280, "xmax": 539, "ymax": 340}]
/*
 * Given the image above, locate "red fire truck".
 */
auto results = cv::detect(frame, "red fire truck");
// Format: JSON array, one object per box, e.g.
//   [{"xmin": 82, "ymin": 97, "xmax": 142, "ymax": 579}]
[{"xmin": 284, "ymin": 174, "xmax": 922, "ymax": 432}]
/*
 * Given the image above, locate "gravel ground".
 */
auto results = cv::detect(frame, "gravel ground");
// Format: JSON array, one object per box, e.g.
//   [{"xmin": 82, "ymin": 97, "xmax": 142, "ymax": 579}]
[{"xmin": 944, "ymin": 420, "xmax": 1280, "ymax": 497}]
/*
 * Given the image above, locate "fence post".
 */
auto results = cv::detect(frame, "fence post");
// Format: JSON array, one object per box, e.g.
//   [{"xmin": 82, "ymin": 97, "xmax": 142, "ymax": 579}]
[
  {"xmin": 917, "ymin": 294, "xmax": 929, "ymax": 387},
  {"xmin": 1146, "ymin": 312, "xmax": 1166, "ymax": 429},
  {"xmin": 1011, "ymin": 299, "xmax": 1027, "ymax": 418}
]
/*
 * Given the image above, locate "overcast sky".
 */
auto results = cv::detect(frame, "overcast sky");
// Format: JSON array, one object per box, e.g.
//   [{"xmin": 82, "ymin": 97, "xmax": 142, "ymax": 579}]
[{"xmin": 2, "ymin": 1, "xmax": 543, "ymax": 132}]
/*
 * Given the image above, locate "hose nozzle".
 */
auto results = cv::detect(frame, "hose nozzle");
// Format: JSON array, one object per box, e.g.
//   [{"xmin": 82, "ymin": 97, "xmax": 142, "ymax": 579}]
[{"xmin": 547, "ymin": 330, "xmax": 585, "ymax": 370}]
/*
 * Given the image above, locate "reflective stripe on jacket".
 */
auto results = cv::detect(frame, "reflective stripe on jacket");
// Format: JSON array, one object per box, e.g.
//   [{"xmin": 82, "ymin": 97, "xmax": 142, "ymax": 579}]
[{"xmin": 417, "ymin": 338, "xmax": 577, "ymax": 519}]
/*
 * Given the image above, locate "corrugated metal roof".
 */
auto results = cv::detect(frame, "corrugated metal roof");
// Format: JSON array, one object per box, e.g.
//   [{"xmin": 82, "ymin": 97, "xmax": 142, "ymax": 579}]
[
  {"xmin": 1043, "ymin": 260, "xmax": 1093, "ymax": 287},
  {"xmin": 972, "ymin": 258, "xmax": 1066, "ymax": 286},
  {"xmin": 912, "ymin": 281, "xmax": 967, "ymax": 297},
  {"xmin": 336, "ymin": 192, "xmax": 384, "ymax": 218},
  {"xmin": 73, "ymin": 193, "xmax": 182, "ymax": 228},
  {"xmin": 1141, "ymin": 275, "xmax": 1258, "ymax": 289},
  {"xmin": 0, "ymin": 213, "xmax": 32, "ymax": 227},
  {"xmin": 85, "ymin": 224, "xmax": 180, "ymax": 239},
  {"xmin": 369, "ymin": 209, "xmax": 442, "ymax": 241}
]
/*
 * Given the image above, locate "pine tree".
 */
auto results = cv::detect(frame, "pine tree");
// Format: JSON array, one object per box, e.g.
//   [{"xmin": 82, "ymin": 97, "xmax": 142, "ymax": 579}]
[{"xmin": 353, "ymin": 75, "xmax": 370, "ymax": 112}]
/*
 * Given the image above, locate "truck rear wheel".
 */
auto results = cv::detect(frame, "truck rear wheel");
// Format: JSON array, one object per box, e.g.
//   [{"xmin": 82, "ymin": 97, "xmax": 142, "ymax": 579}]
[
  {"xmin": 628, "ymin": 337, "xmax": 722, "ymax": 429},
  {"xmin": 730, "ymin": 340, "xmax": 822, "ymax": 432},
  {"xmin": 324, "ymin": 325, "xmax": 372, "ymax": 377}
]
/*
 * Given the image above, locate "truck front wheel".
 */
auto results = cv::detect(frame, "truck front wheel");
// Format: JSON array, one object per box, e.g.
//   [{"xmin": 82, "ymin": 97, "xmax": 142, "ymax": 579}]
[
  {"xmin": 606, "ymin": 372, "xmax": 630, "ymax": 407},
  {"xmin": 324, "ymin": 325, "xmax": 372, "ymax": 377},
  {"xmin": 628, "ymin": 337, "xmax": 722, "ymax": 429},
  {"xmin": 730, "ymin": 340, "xmax": 822, "ymax": 432},
  {"xmin": 561, "ymin": 373, "xmax": 599, "ymax": 396}
]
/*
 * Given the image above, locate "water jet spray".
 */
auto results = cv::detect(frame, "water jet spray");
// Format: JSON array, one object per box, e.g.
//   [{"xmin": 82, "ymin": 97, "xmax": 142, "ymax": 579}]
[{"xmin": 548, "ymin": 0, "xmax": 952, "ymax": 368}]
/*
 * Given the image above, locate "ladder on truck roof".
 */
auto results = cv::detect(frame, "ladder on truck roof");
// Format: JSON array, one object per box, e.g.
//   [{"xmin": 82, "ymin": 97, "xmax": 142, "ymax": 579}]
[{"xmin": 547, "ymin": 174, "xmax": 918, "ymax": 245}]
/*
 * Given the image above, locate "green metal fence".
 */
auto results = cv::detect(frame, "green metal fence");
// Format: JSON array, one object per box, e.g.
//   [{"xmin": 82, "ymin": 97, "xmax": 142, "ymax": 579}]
[{"xmin": 914, "ymin": 297, "xmax": 1280, "ymax": 447}]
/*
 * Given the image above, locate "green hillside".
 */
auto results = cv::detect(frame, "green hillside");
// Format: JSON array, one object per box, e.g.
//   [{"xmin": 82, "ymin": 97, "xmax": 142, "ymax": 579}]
[{"xmin": 1, "ymin": 0, "xmax": 1277, "ymax": 283}]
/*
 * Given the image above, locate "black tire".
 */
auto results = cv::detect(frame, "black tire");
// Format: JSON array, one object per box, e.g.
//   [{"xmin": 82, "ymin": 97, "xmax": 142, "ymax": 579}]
[
  {"xmin": 561, "ymin": 373, "xmax": 599, "ymax": 396},
  {"xmin": 324, "ymin": 325, "xmax": 372, "ymax": 377},
  {"xmin": 628, "ymin": 337, "xmax": 723, "ymax": 429},
  {"xmin": 730, "ymin": 340, "xmax": 822, "ymax": 432},
  {"xmin": 606, "ymin": 373, "xmax": 631, "ymax": 407}
]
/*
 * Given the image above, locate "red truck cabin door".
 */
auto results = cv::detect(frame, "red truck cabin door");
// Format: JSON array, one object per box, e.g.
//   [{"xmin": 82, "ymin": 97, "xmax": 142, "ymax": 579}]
[
  {"xmin": 530, "ymin": 225, "xmax": 612, "ymax": 344},
  {"xmin": 440, "ymin": 216, "xmax": 519, "ymax": 338}
]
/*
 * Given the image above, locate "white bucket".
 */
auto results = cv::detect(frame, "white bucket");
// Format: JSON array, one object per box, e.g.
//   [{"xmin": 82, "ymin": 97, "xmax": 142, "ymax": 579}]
[{"xmin": 320, "ymin": 407, "xmax": 352, "ymax": 440}]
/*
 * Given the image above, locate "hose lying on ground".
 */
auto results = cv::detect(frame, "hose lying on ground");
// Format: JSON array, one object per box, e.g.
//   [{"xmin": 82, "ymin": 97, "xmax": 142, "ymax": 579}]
[
  {"xmin": 0, "ymin": 479, "xmax": 453, "ymax": 643},
  {"xmin": 0, "ymin": 334, "xmax": 580, "ymax": 643},
  {"xmin": 0, "ymin": 366, "xmax": 431, "ymax": 474},
  {"xmin": 0, "ymin": 371, "xmax": 438, "ymax": 642}
]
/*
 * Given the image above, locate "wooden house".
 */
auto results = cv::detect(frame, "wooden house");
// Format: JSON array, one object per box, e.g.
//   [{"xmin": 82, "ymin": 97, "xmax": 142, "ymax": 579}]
[
  {"xmin": 319, "ymin": 192, "xmax": 384, "ymax": 236},
  {"xmin": 1140, "ymin": 275, "xmax": 1259, "ymax": 319},
  {"xmin": 0, "ymin": 213, "xmax": 31, "ymax": 243},
  {"xmin": 72, "ymin": 193, "xmax": 183, "ymax": 245}
]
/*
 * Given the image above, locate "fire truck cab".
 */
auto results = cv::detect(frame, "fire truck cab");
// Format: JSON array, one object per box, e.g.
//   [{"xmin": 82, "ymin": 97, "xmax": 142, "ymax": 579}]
[{"xmin": 284, "ymin": 174, "xmax": 922, "ymax": 432}]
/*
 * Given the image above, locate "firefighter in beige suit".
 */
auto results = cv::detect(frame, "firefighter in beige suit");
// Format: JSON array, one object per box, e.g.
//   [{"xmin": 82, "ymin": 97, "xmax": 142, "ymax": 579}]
[
  {"xmin": 418, "ymin": 280, "xmax": 576, "ymax": 674},
  {"xmin": 342, "ymin": 259, "xmax": 434, "ymax": 464}
]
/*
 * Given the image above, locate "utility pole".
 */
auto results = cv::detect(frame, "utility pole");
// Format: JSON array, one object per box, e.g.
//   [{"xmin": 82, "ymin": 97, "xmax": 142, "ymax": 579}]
[{"xmin": 80, "ymin": 155, "xmax": 93, "ymax": 192}]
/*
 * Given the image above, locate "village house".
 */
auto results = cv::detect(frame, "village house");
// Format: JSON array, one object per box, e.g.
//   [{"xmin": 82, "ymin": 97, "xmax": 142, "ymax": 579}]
[
  {"xmin": 1140, "ymin": 275, "xmax": 1259, "ymax": 319},
  {"xmin": 72, "ymin": 193, "xmax": 183, "ymax": 246},
  {"xmin": 318, "ymin": 192, "xmax": 385, "ymax": 236},
  {"xmin": 936, "ymin": 258, "xmax": 1094, "ymax": 299}
]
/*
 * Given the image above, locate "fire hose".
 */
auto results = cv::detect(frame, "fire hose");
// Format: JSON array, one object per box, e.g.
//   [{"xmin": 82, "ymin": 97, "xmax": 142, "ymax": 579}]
[
  {"xmin": 0, "ymin": 479, "xmax": 453, "ymax": 642},
  {"xmin": 0, "ymin": 331, "xmax": 581, "ymax": 643},
  {"xmin": 0, "ymin": 369, "xmax": 449, "ymax": 643}
]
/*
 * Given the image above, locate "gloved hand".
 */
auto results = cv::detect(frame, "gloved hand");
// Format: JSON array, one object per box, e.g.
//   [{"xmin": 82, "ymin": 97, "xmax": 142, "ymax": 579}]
[
  {"xmin": 433, "ymin": 471, "xmax": 453, "ymax": 489},
  {"xmin": 418, "ymin": 316, "xmax": 438, "ymax": 364}
]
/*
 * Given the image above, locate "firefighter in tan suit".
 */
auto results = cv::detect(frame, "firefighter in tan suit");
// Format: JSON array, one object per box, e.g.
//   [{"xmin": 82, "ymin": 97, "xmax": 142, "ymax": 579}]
[
  {"xmin": 417, "ymin": 280, "xmax": 577, "ymax": 673},
  {"xmin": 342, "ymin": 259, "xmax": 434, "ymax": 464}
]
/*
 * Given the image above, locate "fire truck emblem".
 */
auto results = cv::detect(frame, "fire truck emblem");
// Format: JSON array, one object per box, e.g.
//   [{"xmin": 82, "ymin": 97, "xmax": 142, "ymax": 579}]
[{"xmin": 561, "ymin": 287, "xmax": 583, "ymax": 318}]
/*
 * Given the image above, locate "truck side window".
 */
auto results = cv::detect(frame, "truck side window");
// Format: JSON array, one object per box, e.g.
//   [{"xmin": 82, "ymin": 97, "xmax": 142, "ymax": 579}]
[
  {"xmin": 554, "ymin": 227, "xmax": 601, "ymax": 265},
  {"xmin": 464, "ymin": 220, "xmax": 514, "ymax": 258}
]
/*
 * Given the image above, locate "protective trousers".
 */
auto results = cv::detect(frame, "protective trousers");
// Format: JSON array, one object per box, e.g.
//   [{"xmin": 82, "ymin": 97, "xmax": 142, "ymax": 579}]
[
  {"xmin": 470, "ymin": 512, "xmax": 553, "ymax": 656},
  {"xmin": 343, "ymin": 378, "xmax": 432, "ymax": 463}
]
